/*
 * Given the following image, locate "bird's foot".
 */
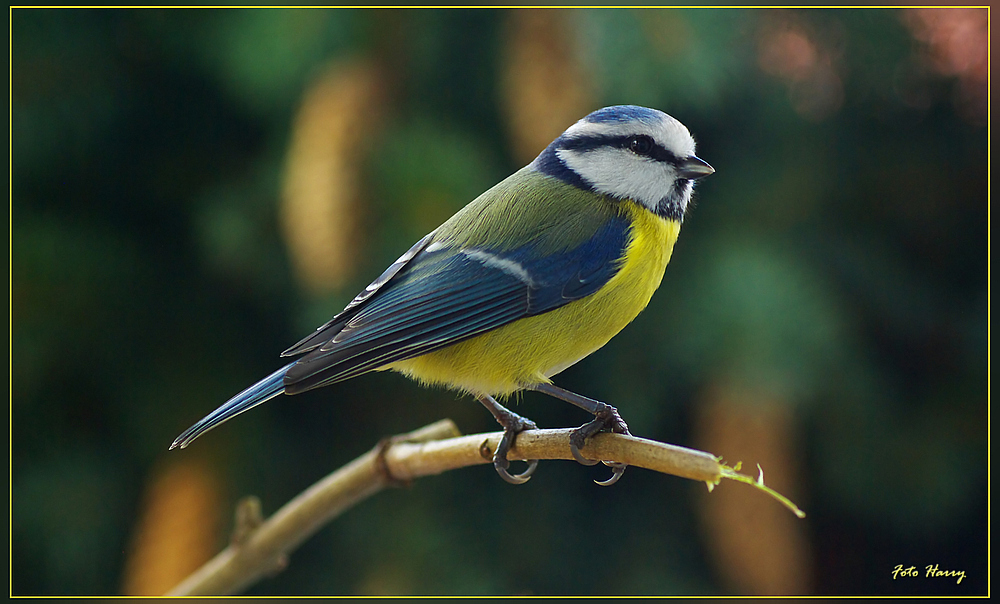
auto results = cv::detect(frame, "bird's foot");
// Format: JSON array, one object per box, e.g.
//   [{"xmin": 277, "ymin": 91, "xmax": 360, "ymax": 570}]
[
  {"xmin": 569, "ymin": 401, "xmax": 630, "ymax": 486},
  {"xmin": 528, "ymin": 383, "xmax": 631, "ymax": 486},
  {"xmin": 476, "ymin": 394, "xmax": 539, "ymax": 485}
]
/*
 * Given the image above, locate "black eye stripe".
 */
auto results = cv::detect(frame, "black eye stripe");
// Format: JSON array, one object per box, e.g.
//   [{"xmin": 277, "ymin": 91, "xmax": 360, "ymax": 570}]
[{"xmin": 558, "ymin": 134, "xmax": 681, "ymax": 166}]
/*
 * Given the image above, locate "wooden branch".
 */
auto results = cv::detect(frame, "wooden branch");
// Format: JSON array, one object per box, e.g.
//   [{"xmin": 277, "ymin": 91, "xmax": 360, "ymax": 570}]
[{"xmin": 166, "ymin": 418, "xmax": 803, "ymax": 596}]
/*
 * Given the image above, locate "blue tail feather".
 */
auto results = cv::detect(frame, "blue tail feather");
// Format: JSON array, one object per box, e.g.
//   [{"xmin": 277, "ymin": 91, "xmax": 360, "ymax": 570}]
[{"xmin": 170, "ymin": 363, "xmax": 294, "ymax": 450}]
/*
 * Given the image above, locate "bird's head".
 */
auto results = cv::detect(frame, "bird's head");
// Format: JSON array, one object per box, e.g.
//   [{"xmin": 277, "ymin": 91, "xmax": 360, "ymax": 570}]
[{"xmin": 531, "ymin": 105, "xmax": 714, "ymax": 221}]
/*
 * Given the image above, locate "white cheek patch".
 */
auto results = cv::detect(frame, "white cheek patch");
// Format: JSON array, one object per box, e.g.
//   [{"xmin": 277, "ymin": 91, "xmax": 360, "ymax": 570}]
[{"xmin": 557, "ymin": 147, "xmax": 678, "ymax": 210}]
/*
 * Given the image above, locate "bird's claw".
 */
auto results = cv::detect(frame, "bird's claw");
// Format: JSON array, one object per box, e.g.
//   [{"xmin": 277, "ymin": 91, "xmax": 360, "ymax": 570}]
[
  {"xmin": 569, "ymin": 440, "xmax": 600, "ymax": 466},
  {"xmin": 487, "ymin": 401, "xmax": 539, "ymax": 485},
  {"xmin": 594, "ymin": 461, "xmax": 627, "ymax": 487},
  {"xmin": 495, "ymin": 458, "xmax": 539, "ymax": 485}
]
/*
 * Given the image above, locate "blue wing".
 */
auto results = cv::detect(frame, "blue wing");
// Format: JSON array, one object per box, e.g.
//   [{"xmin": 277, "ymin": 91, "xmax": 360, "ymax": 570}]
[{"xmin": 282, "ymin": 214, "xmax": 632, "ymax": 393}]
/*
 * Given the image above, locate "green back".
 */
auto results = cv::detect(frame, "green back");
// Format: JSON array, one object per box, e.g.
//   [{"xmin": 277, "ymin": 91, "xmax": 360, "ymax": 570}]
[{"xmin": 434, "ymin": 167, "xmax": 619, "ymax": 255}]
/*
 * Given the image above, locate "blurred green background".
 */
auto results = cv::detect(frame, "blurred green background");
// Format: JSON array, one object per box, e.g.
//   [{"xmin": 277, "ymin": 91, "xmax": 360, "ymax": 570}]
[{"xmin": 11, "ymin": 7, "xmax": 987, "ymax": 596}]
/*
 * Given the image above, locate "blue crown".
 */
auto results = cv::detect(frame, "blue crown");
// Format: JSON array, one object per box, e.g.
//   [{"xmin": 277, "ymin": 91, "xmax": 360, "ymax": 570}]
[{"xmin": 584, "ymin": 105, "xmax": 665, "ymax": 125}]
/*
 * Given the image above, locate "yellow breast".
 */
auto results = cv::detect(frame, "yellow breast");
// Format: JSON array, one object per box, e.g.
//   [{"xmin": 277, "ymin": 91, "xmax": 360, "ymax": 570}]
[{"xmin": 387, "ymin": 201, "xmax": 681, "ymax": 397}]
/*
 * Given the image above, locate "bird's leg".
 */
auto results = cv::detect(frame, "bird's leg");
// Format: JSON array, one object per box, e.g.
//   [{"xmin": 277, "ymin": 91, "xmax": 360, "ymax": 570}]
[
  {"xmin": 529, "ymin": 383, "xmax": 631, "ymax": 486},
  {"xmin": 475, "ymin": 394, "xmax": 539, "ymax": 485}
]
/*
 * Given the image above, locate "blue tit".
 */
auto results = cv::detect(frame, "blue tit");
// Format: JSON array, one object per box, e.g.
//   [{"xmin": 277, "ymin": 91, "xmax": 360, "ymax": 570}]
[{"xmin": 171, "ymin": 105, "xmax": 713, "ymax": 486}]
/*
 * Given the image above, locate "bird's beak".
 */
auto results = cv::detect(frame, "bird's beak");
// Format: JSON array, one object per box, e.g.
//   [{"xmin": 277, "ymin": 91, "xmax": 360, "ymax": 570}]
[{"xmin": 678, "ymin": 156, "xmax": 715, "ymax": 180}]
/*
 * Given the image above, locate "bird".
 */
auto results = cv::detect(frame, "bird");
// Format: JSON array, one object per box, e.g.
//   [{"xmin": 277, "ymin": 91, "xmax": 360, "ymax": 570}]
[{"xmin": 171, "ymin": 105, "xmax": 713, "ymax": 486}]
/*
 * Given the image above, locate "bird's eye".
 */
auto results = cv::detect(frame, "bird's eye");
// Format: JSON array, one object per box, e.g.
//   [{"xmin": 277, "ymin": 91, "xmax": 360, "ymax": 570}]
[{"xmin": 629, "ymin": 135, "xmax": 654, "ymax": 156}]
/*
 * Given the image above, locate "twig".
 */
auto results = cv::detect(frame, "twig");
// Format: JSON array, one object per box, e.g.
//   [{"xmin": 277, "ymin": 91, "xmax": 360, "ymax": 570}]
[{"xmin": 166, "ymin": 418, "xmax": 803, "ymax": 595}]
